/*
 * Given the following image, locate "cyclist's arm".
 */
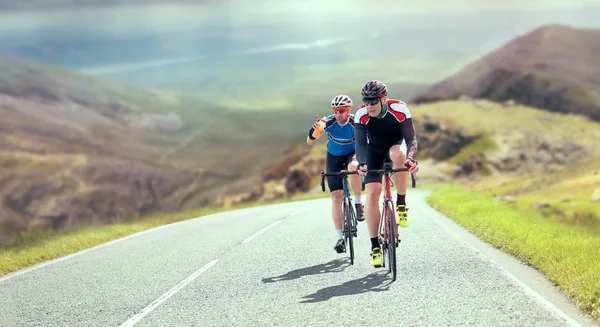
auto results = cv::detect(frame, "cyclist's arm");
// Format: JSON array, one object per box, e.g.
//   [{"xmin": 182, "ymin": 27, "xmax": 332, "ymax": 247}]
[
  {"xmin": 401, "ymin": 118, "xmax": 418, "ymax": 161},
  {"xmin": 307, "ymin": 115, "xmax": 331, "ymax": 145},
  {"xmin": 354, "ymin": 121, "xmax": 368, "ymax": 165},
  {"xmin": 306, "ymin": 128, "xmax": 316, "ymax": 145}
]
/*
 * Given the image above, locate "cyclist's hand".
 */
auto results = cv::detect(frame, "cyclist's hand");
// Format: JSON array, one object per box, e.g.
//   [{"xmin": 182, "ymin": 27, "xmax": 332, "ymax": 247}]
[
  {"xmin": 311, "ymin": 115, "xmax": 320, "ymax": 130},
  {"xmin": 405, "ymin": 158, "xmax": 419, "ymax": 173},
  {"xmin": 357, "ymin": 163, "xmax": 368, "ymax": 177}
]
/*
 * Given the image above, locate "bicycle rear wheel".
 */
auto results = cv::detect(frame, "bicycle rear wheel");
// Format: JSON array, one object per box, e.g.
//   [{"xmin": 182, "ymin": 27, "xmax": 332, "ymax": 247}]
[
  {"xmin": 343, "ymin": 199, "xmax": 355, "ymax": 265},
  {"xmin": 386, "ymin": 202, "xmax": 397, "ymax": 281}
]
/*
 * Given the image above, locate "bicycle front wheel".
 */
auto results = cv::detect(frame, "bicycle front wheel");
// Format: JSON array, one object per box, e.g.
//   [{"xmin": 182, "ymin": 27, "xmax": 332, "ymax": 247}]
[
  {"xmin": 345, "ymin": 200, "xmax": 355, "ymax": 265},
  {"xmin": 386, "ymin": 202, "xmax": 397, "ymax": 281}
]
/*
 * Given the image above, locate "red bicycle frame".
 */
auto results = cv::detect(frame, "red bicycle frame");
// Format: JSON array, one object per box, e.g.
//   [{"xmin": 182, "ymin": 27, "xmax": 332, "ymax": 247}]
[{"xmin": 381, "ymin": 171, "xmax": 398, "ymax": 243}]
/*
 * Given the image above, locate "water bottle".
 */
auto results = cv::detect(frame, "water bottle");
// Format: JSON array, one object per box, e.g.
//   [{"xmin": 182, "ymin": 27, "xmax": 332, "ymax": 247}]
[{"xmin": 312, "ymin": 120, "xmax": 326, "ymax": 138}]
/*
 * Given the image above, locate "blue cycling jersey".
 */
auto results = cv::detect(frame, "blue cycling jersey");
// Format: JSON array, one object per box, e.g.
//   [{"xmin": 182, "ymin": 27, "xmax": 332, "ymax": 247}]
[{"xmin": 317, "ymin": 114, "xmax": 356, "ymax": 156}]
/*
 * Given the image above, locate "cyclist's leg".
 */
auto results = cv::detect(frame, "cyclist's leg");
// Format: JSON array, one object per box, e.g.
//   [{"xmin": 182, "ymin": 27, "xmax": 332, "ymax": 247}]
[
  {"xmin": 388, "ymin": 141, "xmax": 410, "ymax": 227},
  {"xmin": 346, "ymin": 152, "xmax": 364, "ymax": 221},
  {"xmin": 364, "ymin": 146, "xmax": 385, "ymax": 266},
  {"xmin": 326, "ymin": 151, "xmax": 346, "ymax": 253}
]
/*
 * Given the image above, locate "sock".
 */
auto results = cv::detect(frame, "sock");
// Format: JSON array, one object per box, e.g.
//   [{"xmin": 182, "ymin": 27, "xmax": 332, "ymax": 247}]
[
  {"xmin": 370, "ymin": 237, "xmax": 379, "ymax": 250},
  {"xmin": 397, "ymin": 193, "xmax": 406, "ymax": 206},
  {"xmin": 354, "ymin": 194, "xmax": 361, "ymax": 204},
  {"xmin": 336, "ymin": 229, "xmax": 343, "ymax": 239}
]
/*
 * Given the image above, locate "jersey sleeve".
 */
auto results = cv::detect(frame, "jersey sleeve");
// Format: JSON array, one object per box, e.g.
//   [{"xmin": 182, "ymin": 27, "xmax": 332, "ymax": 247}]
[
  {"xmin": 400, "ymin": 115, "xmax": 418, "ymax": 161},
  {"xmin": 389, "ymin": 101, "xmax": 418, "ymax": 160},
  {"xmin": 354, "ymin": 106, "xmax": 368, "ymax": 165}
]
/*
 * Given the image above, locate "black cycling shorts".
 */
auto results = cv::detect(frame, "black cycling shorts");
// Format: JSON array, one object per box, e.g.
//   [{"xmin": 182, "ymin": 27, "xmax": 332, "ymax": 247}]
[
  {"xmin": 364, "ymin": 140, "xmax": 404, "ymax": 184},
  {"xmin": 326, "ymin": 151, "xmax": 356, "ymax": 192}
]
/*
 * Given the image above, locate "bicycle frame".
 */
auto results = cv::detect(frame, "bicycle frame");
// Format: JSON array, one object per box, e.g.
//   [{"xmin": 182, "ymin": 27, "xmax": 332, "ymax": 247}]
[
  {"xmin": 341, "ymin": 173, "xmax": 351, "ymax": 206},
  {"xmin": 320, "ymin": 168, "xmax": 359, "ymax": 264},
  {"xmin": 379, "ymin": 164, "xmax": 397, "ymax": 249},
  {"xmin": 341, "ymin": 174, "xmax": 358, "ymax": 239}
]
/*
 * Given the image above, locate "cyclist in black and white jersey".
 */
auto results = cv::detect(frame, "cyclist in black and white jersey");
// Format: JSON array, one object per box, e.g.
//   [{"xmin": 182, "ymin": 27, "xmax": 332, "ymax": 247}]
[{"xmin": 354, "ymin": 80, "xmax": 419, "ymax": 267}]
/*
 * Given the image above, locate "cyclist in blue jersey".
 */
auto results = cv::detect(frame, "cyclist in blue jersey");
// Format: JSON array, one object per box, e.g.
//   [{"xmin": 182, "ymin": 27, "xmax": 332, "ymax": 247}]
[{"xmin": 307, "ymin": 94, "xmax": 364, "ymax": 253}]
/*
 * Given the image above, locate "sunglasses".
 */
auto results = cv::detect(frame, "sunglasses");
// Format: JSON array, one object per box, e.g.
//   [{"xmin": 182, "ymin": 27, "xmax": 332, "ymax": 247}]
[
  {"xmin": 332, "ymin": 107, "xmax": 350, "ymax": 114},
  {"xmin": 362, "ymin": 97, "xmax": 381, "ymax": 106}
]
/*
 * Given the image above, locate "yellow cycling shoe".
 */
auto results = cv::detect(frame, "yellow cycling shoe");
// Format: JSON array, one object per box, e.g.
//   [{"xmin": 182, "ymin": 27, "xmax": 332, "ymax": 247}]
[
  {"xmin": 396, "ymin": 205, "xmax": 411, "ymax": 228},
  {"xmin": 370, "ymin": 247, "xmax": 383, "ymax": 267}
]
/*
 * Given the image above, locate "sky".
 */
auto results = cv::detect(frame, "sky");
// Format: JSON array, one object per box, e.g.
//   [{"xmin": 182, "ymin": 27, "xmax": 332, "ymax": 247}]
[
  {"xmin": 1, "ymin": 0, "xmax": 598, "ymax": 11},
  {"xmin": 1, "ymin": 0, "xmax": 599, "ymax": 34},
  {"xmin": 1, "ymin": 0, "xmax": 599, "ymax": 76}
]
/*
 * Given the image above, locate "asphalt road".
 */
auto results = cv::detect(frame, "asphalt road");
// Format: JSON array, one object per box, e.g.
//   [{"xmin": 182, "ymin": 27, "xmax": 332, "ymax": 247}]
[{"xmin": 0, "ymin": 190, "xmax": 597, "ymax": 327}]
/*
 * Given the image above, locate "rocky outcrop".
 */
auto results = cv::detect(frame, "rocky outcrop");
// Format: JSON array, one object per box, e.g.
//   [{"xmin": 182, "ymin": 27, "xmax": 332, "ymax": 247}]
[
  {"xmin": 414, "ymin": 115, "xmax": 476, "ymax": 161},
  {"xmin": 454, "ymin": 153, "xmax": 490, "ymax": 177}
]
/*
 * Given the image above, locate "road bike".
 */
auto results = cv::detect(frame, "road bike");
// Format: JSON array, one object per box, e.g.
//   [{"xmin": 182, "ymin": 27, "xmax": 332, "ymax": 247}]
[{"xmin": 365, "ymin": 160, "xmax": 416, "ymax": 281}]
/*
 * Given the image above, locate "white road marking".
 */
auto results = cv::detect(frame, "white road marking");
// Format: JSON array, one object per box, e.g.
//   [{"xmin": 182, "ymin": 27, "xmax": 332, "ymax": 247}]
[
  {"xmin": 242, "ymin": 221, "xmax": 282, "ymax": 244},
  {"xmin": 288, "ymin": 209, "xmax": 309, "ymax": 217},
  {"xmin": 0, "ymin": 223, "xmax": 179, "ymax": 283},
  {"xmin": 0, "ymin": 210, "xmax": 234, "ymax": 283},
  {"xmin": 421, "ymin": 200, "xmax": 581, "ymax": 327},
  {"xmin": 119, "ymin": 259, "xmax": 220, "ymax": 327}
]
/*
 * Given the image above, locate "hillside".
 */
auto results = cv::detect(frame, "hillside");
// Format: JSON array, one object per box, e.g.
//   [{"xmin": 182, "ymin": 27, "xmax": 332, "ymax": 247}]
[
  {"xmin": 411, "ymin": 25, "xmax": 600, "ymax": 121},
  {"xmin": 226, "ymin": 98, "xmax": 600, "ymax": 231},
  {"xmin": 0, "ymin": 54, "xmax": 306, "ymax": 241}
]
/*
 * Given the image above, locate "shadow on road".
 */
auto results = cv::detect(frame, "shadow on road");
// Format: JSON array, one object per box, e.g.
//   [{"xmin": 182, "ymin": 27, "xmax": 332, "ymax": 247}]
[
  {"xmin": 299, "ymin": 271, "xmax": 391, "ymax": 303},
  {"xmin": 262, "ymin": 258, "xmax": 350, "ymax": 283}
]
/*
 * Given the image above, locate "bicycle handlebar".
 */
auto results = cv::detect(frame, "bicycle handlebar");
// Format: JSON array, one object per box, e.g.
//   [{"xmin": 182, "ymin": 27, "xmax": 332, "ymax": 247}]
[
  {"xmin": 321, "ymin": 170, "xmax": 358, "ymax": 177},
  {"xmin": 320, "ymin": 167, "xmax": 417, "ymax": 192},
  {"xmin": 320, "ymin": 170, "xmax": 358, "ymax": 192},
  {"xmin": 365, "ymin": 167, "xmax": 417, "ymax": 188},
  {"xmin": 364, "ymin": 167, "xmax": 410, "ymax": 174}
]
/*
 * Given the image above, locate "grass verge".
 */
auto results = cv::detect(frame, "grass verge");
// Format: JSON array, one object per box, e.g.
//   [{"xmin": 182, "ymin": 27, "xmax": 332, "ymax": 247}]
[
  {"xmin": 427, "ymin": 183, "xmax": 600, "ymax": 321},
  {"xmin": 0, "ymin": 191, "xmax": 329, "ymax": 277}
]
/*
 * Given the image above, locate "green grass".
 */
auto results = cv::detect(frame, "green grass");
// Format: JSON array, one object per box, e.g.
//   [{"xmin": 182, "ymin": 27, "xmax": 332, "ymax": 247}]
[
  {"xmin": 472, "ymin": 159, "xmax": 600, "ymax": 232},
  {"xmin": 0, "ymin": 191, "xmax": 329, "ymax": 277},
  {"xmin": 427, "ymin": 183, "xmax": 600, "ymax": 321},
  {"xmin": 447, "ymin": 132, "xmax": 499, "ymax": 165}
]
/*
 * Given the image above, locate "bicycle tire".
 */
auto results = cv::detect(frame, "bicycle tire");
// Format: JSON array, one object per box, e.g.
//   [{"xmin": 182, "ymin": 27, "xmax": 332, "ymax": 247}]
[
  {"xmin": 384, "ymin": 201, "xmax": 392, "ymax": 274},
  {"xmin": 378, "ymin": 203, "xmax": 387, "ymax": 269},
  {"xmin": 386, "ymin": 202, "xmax": 397, "ymax": 282},
  {"xmin": 345, "ymin": 199, "xmax": 355, "ymax": 265}
]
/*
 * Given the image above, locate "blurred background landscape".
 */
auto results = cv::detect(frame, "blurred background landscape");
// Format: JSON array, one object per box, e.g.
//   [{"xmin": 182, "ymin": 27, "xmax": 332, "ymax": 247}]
[{"xmin": 0, "ymin": 0, "xmax": 599, "ymax": 243}]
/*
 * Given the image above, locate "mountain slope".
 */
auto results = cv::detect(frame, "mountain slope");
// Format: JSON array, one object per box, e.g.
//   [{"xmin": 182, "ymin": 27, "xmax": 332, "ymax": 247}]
[
  {"xmin": 411, "ymin": 24, "xmax": 600, "ymax": 121},
  {"xmin": 0, "ymin": 54, "xmax": 306, "ymax": 241}
]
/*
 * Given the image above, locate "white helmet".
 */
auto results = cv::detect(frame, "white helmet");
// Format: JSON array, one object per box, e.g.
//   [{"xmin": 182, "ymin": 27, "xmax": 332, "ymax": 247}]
[{"xmin": 330, "ymin": 94, "xmax": 353, "ymax": 108}]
